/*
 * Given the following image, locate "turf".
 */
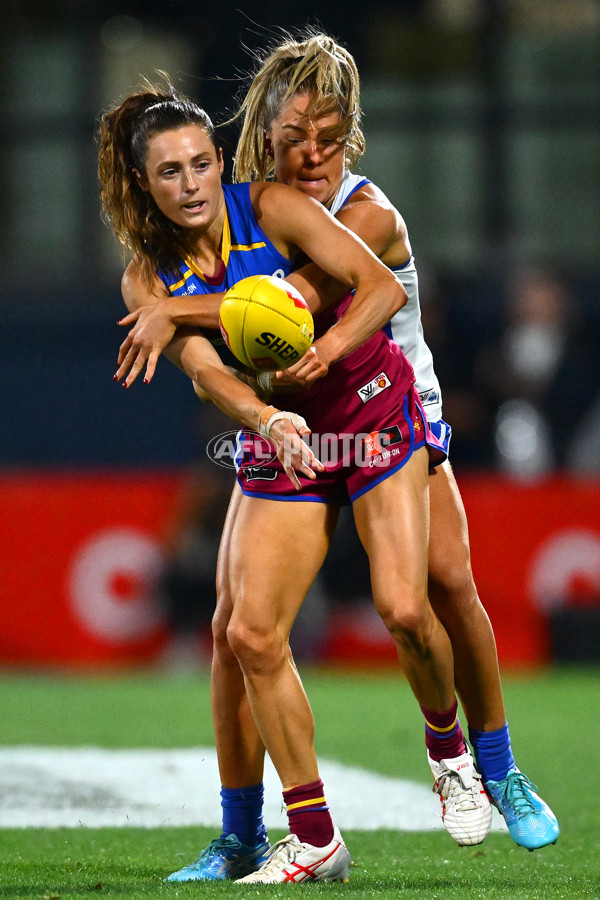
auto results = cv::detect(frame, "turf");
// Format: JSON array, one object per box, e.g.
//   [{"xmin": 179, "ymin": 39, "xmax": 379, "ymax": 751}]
[{"xmin": 0, "ymin": 667, "xmax": 599, "ymax": 899}]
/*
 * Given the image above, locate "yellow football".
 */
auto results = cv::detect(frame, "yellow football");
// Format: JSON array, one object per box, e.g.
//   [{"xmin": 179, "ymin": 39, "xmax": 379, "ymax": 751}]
[{"xmin": 219, "ymin": 274, "xmax": 314, "ymax": 371}]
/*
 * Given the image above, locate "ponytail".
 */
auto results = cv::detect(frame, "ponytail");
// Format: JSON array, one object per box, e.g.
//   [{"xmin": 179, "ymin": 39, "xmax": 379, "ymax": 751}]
[{"xmin": 98, "ymin": 74, "xmax": 217, "ymax": 285}]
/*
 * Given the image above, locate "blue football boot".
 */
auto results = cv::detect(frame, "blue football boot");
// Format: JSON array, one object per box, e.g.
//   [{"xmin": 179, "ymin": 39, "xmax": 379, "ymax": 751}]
[
  {"xmin": 166, "ymin": 833, "xmax": 271, "ymax": 881},
  {"xmin": 485, "ymin": 770, "xmax": 559, "ymax": 851}
]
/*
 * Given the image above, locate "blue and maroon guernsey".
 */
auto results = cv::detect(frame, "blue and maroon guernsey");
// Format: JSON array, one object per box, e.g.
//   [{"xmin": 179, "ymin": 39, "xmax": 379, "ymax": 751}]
[
  {"xmin": 157, "ymin": 182, "xmax": 295, "ymax": 367},
  {"xmin": 158, "ymin": 182, "xmax": 294, "ymax": 295},
  {"xmin": 153, "ymin": 179, "xmax": 446, "ymax": 498}
]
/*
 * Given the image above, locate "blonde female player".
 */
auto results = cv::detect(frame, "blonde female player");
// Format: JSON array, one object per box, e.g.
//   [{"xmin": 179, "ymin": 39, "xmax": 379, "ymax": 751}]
[
  {"xmin": 99, "ymin": 79, "xmax": 466, "ymax": 885},
  {"xmin": 227, "ymin": 31, "xmax": 558, "ymax": 866},
  {"xmin": 117, "ymin": 33, "xmax": 558, "ymax": 879}
]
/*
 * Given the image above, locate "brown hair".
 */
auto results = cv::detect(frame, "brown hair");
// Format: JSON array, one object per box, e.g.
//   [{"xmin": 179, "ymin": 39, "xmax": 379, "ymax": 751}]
[
  {"xmin": 97, "ymin": 74, "xmax": 218, "ymax": 286},
  {"xmin": 232, "ymin": 30, "xmax": 364, "ymax": 184}
]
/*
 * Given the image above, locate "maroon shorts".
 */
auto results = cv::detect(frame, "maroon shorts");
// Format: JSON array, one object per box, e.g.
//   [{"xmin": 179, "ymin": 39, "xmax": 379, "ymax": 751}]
[{"xmin": 235, "ymin": 332, "xmax": 446, "ymax": 504}]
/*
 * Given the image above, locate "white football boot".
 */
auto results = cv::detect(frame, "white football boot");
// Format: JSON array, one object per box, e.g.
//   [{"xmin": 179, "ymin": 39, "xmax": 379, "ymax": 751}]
[
  {"xmin": 428, "ymin": 749, "xmax": 492, "ymax": 846},
  {"xmin": 235, "ymin": 826, "xmax": 351, "ymax": 884}
]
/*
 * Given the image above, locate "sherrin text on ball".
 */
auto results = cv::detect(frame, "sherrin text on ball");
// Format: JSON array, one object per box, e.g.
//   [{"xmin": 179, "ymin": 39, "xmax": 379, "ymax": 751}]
[{"xmin": 219, "ymin": 274, "xmax": 314, "ymax": 371}]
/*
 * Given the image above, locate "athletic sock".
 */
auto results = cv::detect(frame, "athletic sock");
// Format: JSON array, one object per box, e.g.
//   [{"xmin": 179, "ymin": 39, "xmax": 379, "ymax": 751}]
[
  {"xmin": 421, "ymin": 699, "xmax": 467, "ymax": 761},
  {"xmin": 283, "ymin": 779, "xmax": 334, "ymax": 847},
  {"xmin": 468, "ymin": 722, "xmax": 516, "ymax": 783},
  {"xmin": 220, "ymin": 783, "xmax": 267, "ymax": 847}
]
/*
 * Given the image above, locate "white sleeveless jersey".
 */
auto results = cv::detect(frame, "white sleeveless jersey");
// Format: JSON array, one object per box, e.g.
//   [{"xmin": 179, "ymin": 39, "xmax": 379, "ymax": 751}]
[{"xmin": 329, "ymin": 170, "xmax": 443, "ymax": 422}]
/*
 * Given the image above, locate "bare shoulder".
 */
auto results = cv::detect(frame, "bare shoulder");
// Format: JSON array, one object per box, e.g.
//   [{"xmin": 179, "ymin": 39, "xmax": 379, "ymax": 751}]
[
  {"xmin": 249, "ymin": 181, "xmax": 329, "ymax": 254},
  {"xmin": 249, "ymin": 180, "xmax": 320, "ymax": 216},
  {"xmin": 336, "ymin": 181, "xmax": 410, "ymax": 261},
  {"xmin": 343, "ymin": 182, "xmax": 406, "ymax": 228},
  {"xmin": 121, "ymin": 259, "xmax": 168, "ymax": 312},
  {"xmin": 248, "ymin": 180, "xmax": 281, "ymax": 207}
]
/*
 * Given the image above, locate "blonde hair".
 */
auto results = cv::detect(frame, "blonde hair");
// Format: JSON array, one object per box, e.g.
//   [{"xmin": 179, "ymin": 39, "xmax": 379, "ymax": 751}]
[
  {"xmin": 97, "ymin": 73, "xmax": 217, "ymax": 286},
  {"xmin": 232, "ymin": 30, "xmax": 364, "ymax": 183}
]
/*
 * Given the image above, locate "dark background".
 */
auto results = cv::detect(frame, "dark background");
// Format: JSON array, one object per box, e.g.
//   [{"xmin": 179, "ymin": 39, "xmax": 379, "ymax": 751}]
[{"xmin": 1, "ymin": 0, "xmax": 599, "ymax": 473}]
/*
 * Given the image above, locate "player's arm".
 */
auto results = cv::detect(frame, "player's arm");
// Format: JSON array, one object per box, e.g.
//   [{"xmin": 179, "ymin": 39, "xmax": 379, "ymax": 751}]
[
  {"xmin": 172, "ymin": 332, "xmax": 322, "ymax": 489},
  {"xmin": 115, "ymin": 260, "xmax": 225, "ymax": 385},
  {"xmin": 289, "ymin": 191, "xmax": 409, "ymax": 316},
  {"xmin": 118, "ymin": 264, "xmax": 322, "ymax": 487},
  {"xmin": 253, "ymin": 182, "xmax": 407, "ymax": 379}
]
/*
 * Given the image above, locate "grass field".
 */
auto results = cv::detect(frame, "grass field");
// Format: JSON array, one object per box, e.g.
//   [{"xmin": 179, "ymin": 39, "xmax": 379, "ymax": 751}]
[{"xmin": 0, "ymin": 666, "xmax": 599, "ymax": 899}]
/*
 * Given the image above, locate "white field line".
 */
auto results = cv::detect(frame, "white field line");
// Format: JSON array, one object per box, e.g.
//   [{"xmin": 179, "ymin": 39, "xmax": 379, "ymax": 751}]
[{"xmin": 0, "ymin": 746, "xmax": 507, "ymax": 832}]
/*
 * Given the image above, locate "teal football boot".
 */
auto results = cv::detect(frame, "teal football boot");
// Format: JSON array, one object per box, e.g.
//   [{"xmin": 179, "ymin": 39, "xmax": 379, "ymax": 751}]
[
  {"xmin": 485, "ymin": 770, "xmax": 559, "ymax": 850},
  {"xmin": 167, "ymin": 833, "xmax": 271, "ymax": 881}
]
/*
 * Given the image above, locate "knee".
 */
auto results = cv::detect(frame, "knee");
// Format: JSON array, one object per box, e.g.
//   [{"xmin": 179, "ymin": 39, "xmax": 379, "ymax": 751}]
[
  {"xmin": 378, "ymin": 597, "xmax": 436, "ymax": 656},
  {"xmin": 226, "ymin": 615, "xmax": 287, "ymax": 677},
  {"xmin": 212, "ymin": 604, "xmax": 228, "ymax": 647},
  {"xmin": 428, "ymin": 548, "xmax": 477, "ymax": 613},
  {"xmin": 211, "ymin": 586, "xmax": 235, "ymax": 657}
]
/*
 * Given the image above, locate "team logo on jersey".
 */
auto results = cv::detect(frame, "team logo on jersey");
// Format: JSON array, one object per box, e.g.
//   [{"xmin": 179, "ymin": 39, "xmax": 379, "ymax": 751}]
[
  {"xmin": 363, "ymin": 425, "xmax": 403, "ymax": 457},
  {"xmin": 418, "ymin": 387, "xmax": 440, "ymax": 407},
  {"xmin": 357, "ymin": 372, "xmax": 391, "ymax": 404},
  {"xmin": 243, "ymin": 466, "xmax": 279, "ymax": 482}
]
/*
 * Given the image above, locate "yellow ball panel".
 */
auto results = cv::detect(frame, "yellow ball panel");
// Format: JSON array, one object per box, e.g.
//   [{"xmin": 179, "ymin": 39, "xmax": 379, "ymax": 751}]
[
  {"xmin": 219, "ymin": 275, "xmax": 314, "ymax": 371},
  {"xmin": 219, "ymin": 297, "xmax": 252, "ymax": 368},
  {"xmin": 242, "ymin": 300, "xmax": 311, "ymax": 370}
]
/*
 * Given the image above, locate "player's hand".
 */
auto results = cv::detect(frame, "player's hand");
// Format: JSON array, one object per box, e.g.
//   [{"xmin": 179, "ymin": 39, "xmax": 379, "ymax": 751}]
[
  {"xmin": 114, "ymin": 301, "xmax": 177, "ymax": 387},
  {"xmin": 268, "ymin": 417, "xmax": 324, "ymax": 490},
  {"xmin": 274, "ymin": 343, "xmax": 331, "ymax": 389}
]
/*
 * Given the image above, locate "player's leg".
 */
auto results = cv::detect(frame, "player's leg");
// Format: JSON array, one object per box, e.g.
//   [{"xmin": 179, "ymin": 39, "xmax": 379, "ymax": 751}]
[
  {"xmin": 226, "ymin": 494, "xmax": 335, "ymax": 788},
  {"xmin": 352, "ymin": 447, "xmax": 490, "ymax": 846},
  {"xmin": 427, "ymin": 460, "xmax": 505, "ymax": 731},
  {"xmin": 353, "ymin": 447, "xmax": 454, "ymax": 708},
  {"xmin": 427, "ymin": 461, "xmax": 559, "ymax": 850},
  {"xmin": 212, "ymin": 482, "xmax": 265, "ymax": 788},
  {"xmin": 228, "ymin": 493, "xmax": 351, "ymax": 884},
  {"xmin": 167, "ymin": 483, "xmax": 271, "ymax": 883}
]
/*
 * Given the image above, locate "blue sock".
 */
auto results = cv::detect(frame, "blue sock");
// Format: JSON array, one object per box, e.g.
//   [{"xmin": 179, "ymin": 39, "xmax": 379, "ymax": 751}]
[
  {"xmin": 468, "ymin": 723, "xmax": 516, "ymax": 783},
  {"xmin": 220, "ymin": 783, "xmax": 267, "ymax": 847}
]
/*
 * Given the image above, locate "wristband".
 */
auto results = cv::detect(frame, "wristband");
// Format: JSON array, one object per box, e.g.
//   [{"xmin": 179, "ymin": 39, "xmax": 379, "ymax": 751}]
[
  {"xmin": 259, "ymin": 409, "xmax": 308, "ymax": 438},
  {"xmin": 258, "ymin": 405, "xmax": 279, "ymax": 436}
]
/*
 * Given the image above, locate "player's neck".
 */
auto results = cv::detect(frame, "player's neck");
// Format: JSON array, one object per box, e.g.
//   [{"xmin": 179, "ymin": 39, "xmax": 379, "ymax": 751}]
[{"xmin": 190, "ymin": 205, "xmax": 227, "ymax": 277}]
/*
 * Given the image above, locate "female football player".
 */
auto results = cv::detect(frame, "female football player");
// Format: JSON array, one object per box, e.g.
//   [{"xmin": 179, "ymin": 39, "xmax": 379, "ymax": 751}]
[
  {"xmin": 116, "ymin": 32, "xmax": 558, "ymax": 881},
  {"xmin": 229, "ymin": 30, "xmax": 559, "ymax": 870},
  {"xmin": 99, "ymin": 76, "xmax": 468, "ymax": 885}
]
